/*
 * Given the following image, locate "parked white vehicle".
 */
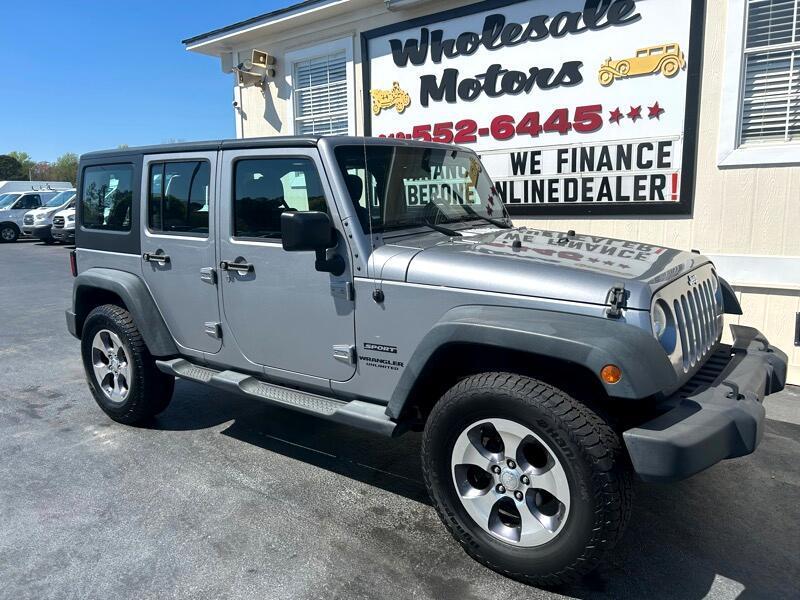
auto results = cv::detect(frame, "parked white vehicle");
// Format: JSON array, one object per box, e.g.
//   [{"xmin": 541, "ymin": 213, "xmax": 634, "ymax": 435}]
[
  {"xmin": 51, "ymin": 205, "xmax": 76, "ymax": 244},
  {"xmin": 0, "ymin": 190, "xmax": 63, "ymax": 242},
  {"xmin": 0, "ymin": 181, "xmax": 71, "ymax": 194},
  {"xmin": 22, "ymin": 189, "xmax": 76, "ymax": 243}
]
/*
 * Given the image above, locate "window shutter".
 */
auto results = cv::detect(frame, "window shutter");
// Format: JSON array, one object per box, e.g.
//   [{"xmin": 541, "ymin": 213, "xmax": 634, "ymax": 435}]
[{"xmin": 739, "ymin": 0, "xmax": 800, "ymax": 145}]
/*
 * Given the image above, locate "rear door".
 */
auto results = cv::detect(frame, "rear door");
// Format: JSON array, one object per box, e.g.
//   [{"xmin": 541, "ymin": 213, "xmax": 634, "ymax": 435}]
[
  {"xmin": 140, "ymin": 152, "xmax": 222, "ymax": 354},
  {"xmin": 217, "ymin": 147, "xmax": 356, "ymax": 382}
]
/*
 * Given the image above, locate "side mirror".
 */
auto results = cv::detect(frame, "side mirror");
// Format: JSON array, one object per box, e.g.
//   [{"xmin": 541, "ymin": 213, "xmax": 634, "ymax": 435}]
[
  {"xmin": 280, "ymin": 211, "xmax": 345, "ymax": 276},
  {"xmin": 281, "ymin": 211, "xmax": 334, "ymax": 251}
]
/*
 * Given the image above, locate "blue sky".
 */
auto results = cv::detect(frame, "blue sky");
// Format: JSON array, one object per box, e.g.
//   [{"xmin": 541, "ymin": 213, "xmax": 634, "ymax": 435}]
[{"xmin": 0, "ymin": 1, "xmax": 292, "ymax": 162}]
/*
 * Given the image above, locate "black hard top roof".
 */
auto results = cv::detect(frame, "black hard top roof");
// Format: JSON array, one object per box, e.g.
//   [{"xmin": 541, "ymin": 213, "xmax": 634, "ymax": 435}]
[
  {"xmin": 79, "ymin": 136, "xmax": 471, "ymax": 161},
  {"xmin": 80, "ymin": 136, "xmax": 322, "ymax": 161}
]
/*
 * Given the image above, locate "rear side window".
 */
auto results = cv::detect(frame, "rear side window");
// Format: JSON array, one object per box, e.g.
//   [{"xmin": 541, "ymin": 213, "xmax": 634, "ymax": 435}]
[
  {"xmin": 148, "ymin": 161, "xmax": 210, "ymax": 236},
  {"xmin": 233, "ymin": 157, "xmax": 327, "ymax": 239},
  {"xmin": 81, "ymin": 164, "xmax": 134, "ymax": 231}
]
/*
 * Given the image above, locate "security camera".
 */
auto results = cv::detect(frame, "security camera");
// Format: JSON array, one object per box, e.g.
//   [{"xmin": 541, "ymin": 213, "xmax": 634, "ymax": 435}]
[{"xmin": 232, "ymin": 100, "xmax": 239, "ymax": 108}]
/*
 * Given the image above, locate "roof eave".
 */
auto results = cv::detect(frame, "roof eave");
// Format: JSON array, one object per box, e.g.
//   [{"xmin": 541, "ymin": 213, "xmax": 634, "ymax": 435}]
[{"xmin": 182, "ymin": 0, "xmax": 355, "ymax": 55}]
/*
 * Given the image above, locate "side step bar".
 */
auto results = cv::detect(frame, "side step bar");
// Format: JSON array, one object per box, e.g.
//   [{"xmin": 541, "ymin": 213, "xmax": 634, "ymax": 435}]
[{"xmin": 156, "ymin": 358, "xmax": 398, "ymax": 437}]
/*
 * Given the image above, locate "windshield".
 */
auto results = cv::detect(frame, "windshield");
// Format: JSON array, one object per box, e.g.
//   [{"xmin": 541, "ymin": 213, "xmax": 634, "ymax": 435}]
[
  {"xmin": 334, "ymin": 144, "xmax": 508, "ymax": 233},
  {"xmin": 44, "ymin": 190, "xmax": 76, "ymax": 207},
  {"xmin": 0, "ymin": 193, "xmax": 21, "ymax": 209}
]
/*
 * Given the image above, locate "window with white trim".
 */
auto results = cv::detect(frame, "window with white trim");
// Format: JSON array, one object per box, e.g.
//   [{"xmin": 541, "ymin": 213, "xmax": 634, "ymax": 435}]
[
  {"xmin": 293, "ymin": 50, "xmax": 349, "ymax": 135},
  {"xmin": 739, "ymin": 0, "xmax": 799, "ymax": 145}
]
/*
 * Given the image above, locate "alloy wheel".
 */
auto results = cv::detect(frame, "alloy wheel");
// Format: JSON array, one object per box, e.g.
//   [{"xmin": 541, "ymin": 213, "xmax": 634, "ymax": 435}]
[
  {"xmin": 90, "ymin": 329, "xmax": 132, "ymax": 403},
  {"xmin": 451, "ymin": 418, "xmax": 571, "ymax": 547}
]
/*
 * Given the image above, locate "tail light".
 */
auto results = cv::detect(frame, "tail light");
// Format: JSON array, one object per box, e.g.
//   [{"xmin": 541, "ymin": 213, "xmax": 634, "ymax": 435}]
[{"xmin": 69, "ymin": 250, "xmax": 77, "ymax": 277}]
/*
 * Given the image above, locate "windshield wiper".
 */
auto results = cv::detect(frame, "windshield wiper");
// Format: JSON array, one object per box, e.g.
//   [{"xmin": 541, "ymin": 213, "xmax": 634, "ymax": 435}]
[
  {"xmin": 452, "ymin": 193, "xmax": 512, "ymax": 229},
  {"xmin": 423, "ymin": 220, "xmax": 462, "ymax": 237},
  {"xmin": 464, "ymin": 206, "xmax": 512, "ymax": 229}
]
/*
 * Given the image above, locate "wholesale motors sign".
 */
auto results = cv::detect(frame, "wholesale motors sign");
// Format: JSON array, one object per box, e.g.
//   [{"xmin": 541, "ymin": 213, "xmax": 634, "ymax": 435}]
[{"xmin": 362, "ymin": 0, "xmax": 704, "ymax": 216}]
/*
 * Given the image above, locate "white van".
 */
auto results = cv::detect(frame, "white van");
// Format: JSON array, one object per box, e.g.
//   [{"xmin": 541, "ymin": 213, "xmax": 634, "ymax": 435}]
[
  {"xmin": 22, "ymin": 189, "xmax": 77, "ymax": 243},
  {"xmin": 0, "ymin": 181, "xmax": 71, "ymax": 194},
  {"xmin": 0, "ymin": 190, "xmax": 62, "ymax": 242},
  {"xmin": 51, "ymin": 205, "xmax": 76, "ymax": 244}
]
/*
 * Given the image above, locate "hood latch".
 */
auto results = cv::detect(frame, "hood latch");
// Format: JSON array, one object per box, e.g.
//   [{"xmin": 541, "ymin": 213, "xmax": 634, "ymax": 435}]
[{"xmin": 605, "ymin": 283, "xmax": 627, "ymax": 318}]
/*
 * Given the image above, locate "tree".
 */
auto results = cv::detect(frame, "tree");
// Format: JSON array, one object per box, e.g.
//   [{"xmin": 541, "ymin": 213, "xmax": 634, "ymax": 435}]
[
  {"xmin": 0, "ymin": 155, "xmax": 25, "ymax": 180},
  {"xmin": 51, "ymin": 153, "xmax": 79, "ymax": 185},
  {"xmin": 30, "ymin": 161, "xmax": 53, "ymax": 181},
  {"xmin": 8, "ymin": 151, "xmax": 34, "ymax": 178}
]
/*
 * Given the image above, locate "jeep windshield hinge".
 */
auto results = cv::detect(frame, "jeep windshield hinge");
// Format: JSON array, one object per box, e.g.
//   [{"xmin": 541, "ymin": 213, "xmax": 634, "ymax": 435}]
[{"xmin": 605, "ymin": 283, "xmax": 627, "ymax": 318}]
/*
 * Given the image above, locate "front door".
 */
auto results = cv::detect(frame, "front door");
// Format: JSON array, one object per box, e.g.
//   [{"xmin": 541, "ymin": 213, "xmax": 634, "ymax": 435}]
[
  {"xmin": 218, "ymin": 148, "xmax": 355, "ymax": 382},
  {"xmin": 140, "ymin": 152, "xmax": 222, "ymax": 354},
  {"xmin": 13, "ymin": 193, "xmax": 42, "ymax": 223}
]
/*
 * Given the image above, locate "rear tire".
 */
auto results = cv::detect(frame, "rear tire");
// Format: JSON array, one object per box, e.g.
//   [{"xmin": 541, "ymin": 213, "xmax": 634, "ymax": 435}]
[
  {"xmin": 422, "ymin": 372, "xmax": 632, "ymax": 587},
  {"xmin": 81, "ymin": 304, "xmax": 174, "ymax": 424},
  {"xmin": 0, "ymin": 224, "xmax": 19, "ymax": 243}
]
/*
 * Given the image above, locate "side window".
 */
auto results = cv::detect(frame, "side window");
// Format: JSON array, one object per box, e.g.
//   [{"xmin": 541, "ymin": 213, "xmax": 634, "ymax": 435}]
[
  {"xmin": 81, "ymin": 164, "xmax": 134, "ymax": 231},
  {"xmin": 18, "ymin": 194, "xmax": 40, "ymax": 209},
  {"xmin": 233, "ymin": 157, "xmax": 327, "ymax": 239},
  {"xmin": 148, "ymin": 161, "xmax": 210, "ymax": 236}
]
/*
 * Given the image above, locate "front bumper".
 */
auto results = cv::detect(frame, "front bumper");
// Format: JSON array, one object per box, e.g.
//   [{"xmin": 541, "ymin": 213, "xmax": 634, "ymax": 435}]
[
  {"xmin": 623, "ymin": 325, "xmax": 787, "ymax": 482},
  {"xmin": 52, "ymin": 228, "xmax": 74, "ymax": 241},
  {"xmin": 22, "ymin": 224, "xmax": 52, "ymax": 239}
]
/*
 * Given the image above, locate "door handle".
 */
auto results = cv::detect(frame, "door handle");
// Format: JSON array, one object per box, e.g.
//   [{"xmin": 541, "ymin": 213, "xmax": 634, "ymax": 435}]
[
  {"xmin": 143, "ymin": 252, "xmax": 170, "ymax": 264},
  {"xmin": 220, "ymin": 260, "xmax": 253, "ymax": 273}
]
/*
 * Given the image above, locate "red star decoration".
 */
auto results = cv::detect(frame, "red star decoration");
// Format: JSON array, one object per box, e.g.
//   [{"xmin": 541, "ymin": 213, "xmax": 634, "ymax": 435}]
[
  {"xmin": 648, "ymin": 101, "xmax": 664, "ymax": 119},
  {"xmin": 609, "ymin": 107, "xmax": 624, "ymax": 124},
  {"xmin": 627, "ymin": 105, "xmax": 642, "ymax": 121}
]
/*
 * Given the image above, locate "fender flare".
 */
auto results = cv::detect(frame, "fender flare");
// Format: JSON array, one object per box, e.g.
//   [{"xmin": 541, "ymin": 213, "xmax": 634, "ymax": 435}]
[
  {"xmin": 72, "ymin": 268, "xmax": 178, "ymax": 357},
  {"xmin": 719, "ymin": 277, "xmax": 743, "ymax": 315},
  {"xmin": 386, "ymin": 305, "xmax": 678, "ymax": 419}
]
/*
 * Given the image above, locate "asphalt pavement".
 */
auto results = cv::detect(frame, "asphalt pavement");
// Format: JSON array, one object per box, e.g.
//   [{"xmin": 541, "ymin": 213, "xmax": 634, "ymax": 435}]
[{"xmin": 1, "ymin": 240, "xmax": 798, "ymax": 600}]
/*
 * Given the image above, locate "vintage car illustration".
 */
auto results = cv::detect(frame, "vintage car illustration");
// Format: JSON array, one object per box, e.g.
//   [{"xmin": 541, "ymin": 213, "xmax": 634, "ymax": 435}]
[
  {"xmin": 599, "ymin": 43, "xmax": 686, "ymax": 86},
  {"xmin": 370, "ymin": 81, "xmax": 411, "ymax": 115}
]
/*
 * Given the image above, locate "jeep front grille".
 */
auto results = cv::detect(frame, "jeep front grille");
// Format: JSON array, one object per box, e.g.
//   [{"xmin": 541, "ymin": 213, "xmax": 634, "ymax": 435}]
[
  {"xmin": 53, "ymin": 216, "xmax": 64, "ymax": 228},
  {"xmin": 23, "ymin": 215, "xmax": 34, "ymax": 225},
  {"xmin": 652, "ymin": 264, "xmax": 724, "ymax": 374}
]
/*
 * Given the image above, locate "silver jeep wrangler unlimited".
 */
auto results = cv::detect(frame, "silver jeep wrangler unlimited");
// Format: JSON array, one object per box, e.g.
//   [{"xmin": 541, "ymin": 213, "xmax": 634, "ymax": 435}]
[{"xmin": 67, "ymin": 137, "xmax": 787, "ymax": 586}]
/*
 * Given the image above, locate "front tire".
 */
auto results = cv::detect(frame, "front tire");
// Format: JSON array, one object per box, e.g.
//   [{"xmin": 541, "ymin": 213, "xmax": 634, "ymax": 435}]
[
  {"xmin": 0, "ymin": 224, "xmax": 19, "ymax": 243},
  {"xmin": 81, "ymin": 304, "xmax": 174, "ymax": 424},
  {"xmin": 422, "ymin": 372, "xmax": 632, "ymax": 587}
]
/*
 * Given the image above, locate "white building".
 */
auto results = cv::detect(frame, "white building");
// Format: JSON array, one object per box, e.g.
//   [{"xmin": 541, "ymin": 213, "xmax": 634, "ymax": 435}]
[{"xmin": 184, "ymin": 0, "xmax": 800, "ymax": 383}]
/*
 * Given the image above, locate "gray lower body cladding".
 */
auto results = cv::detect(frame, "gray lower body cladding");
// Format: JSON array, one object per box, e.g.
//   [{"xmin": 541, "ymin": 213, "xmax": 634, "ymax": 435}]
[{"xmin": 623, "ymin": 325, "xmax": 787, "ymax": 482}]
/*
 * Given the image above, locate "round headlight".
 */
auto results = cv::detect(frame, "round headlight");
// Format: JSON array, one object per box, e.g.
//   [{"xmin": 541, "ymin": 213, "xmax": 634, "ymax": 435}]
[
  {"xmin": 652, "ymin": 299, "xmax": 677, "ymax": 354},
  {"xmin": 652, "ymin": 301, "xmax": 668, "ymax": 339}
]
